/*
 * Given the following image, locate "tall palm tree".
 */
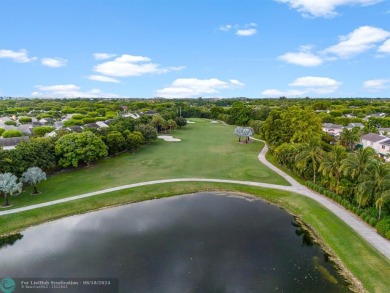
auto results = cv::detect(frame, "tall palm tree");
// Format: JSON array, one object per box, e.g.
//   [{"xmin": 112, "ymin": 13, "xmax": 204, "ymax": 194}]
[
  {"xmin": 295, "ymin": 139, "xmax": 324, "ymax": 183},
  {"xmin": 340, "ymin": 147, "xmax": 377, "ymax": 183},
  {"xmin": 339, "ymin": 128, "xmax": 359, "ymax": 151},
  {"xmin": 356, "ymin": 160, "xmax": 390, "ymax": 208},
  {"xmin": 319, "ymin": 145, "xmax": 346, "ymax": 193}
]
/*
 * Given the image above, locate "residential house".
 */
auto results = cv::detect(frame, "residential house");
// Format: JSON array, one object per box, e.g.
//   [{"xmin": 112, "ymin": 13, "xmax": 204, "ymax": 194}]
[
  {"xmin": 346, "ymin": 123, "xmax": 364, "ymax": 130},
  {"xmin": 360, "ymin": 133, "xmax": 390, "ymax": 161},
  {"xmin": 378, "ymin": 128, "xmax": 390, "ymax": 136},
  {"xmin": 322, "ymin": 123, "xmax": 344, "ymax": 137}
]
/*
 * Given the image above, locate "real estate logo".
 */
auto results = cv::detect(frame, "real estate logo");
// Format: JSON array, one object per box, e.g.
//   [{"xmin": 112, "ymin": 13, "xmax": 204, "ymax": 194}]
[{"xmin": 0, "ymin": 278, "xmax": 15, "ymax": 293}]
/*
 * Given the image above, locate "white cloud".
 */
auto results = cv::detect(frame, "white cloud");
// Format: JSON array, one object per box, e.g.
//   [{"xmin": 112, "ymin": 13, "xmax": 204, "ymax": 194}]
[
  {"xmin": 41, "ymin": 57, "xmax": 68, "ymax": 68},
  {"xmin": 236, "ymin": 28, "xmax": 257, "ymax": 36},
  {"xmin": 378, "ymin": 39, "xmax": 390, "ymax": 54},
  {"xmin": 278, "ymin": 51, "xmax": 323, "ymax": 66},
  {"xmin": 289, "ymin": 76, "xmax": 342, "ymax": 94},
  {"xmin": 219, "ymin": 23, "xmax": 257, "ymax": 37},
  {"xmin": 323, "ymin": 26, "xmax": 390, "ymax": 58},
  {"xmin": 275, "ymin": 0, "xmax": 383, "ymax": 18},
  {"xmin": 94, "ymin": 54, "xmax": 184, "ymax": 77},
  {"xmin": 32, "ymin": 84, "xmax": 120, "ymax": 98},
  {"xmin": 156, "ymin": 78, "xmax": 244, "ymax": 98},
  {"xmin": 87, "ymin": 75, "xmax": 121, "ymax": 83},
  {"xmin": 261, "ymin": 89, "xmax": 305, "ymax": 97},
  {"xmin": 363, "ymin": 79, "xmax": 390, "ymax": 90},
  {"xmin": 93, "ymin": 53, "xmax": 117, "ymax": 60},
  {"xmin": 219, "ymin": 24, "xmax": 232, "ymax": 32},
  {"xmin": 0, "ymin": 49, "xmax": 37, "ymax": 63}
]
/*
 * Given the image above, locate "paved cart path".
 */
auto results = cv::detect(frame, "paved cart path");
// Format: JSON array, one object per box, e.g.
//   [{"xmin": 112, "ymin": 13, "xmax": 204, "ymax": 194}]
[{"xmin": 1, "ymin": 140, "xmax": 389, "ymax": 259}]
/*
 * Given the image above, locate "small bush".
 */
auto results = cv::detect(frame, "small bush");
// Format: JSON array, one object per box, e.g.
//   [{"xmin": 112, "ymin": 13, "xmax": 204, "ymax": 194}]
[
  {"xmin": 376, "ymin": 218, "xmax": 390, "ymax": 237},
  {"xmin": 368, "ymin": 217, "xmax": 378, "ymax": 227},
  {"xmin": 19, "ymin": 117, "xmax": 32, "ymax": 124},
  {"xmin": 33, "ymin": 126, "xmax": 55, "ymax": 136},
  {"xmin": 385, "ymin": 230, "xmax": 390, "ymax": 240},
  {"xmin": 0, "ymin": 128, "xmax": 5, "ymax": 136},
  {"xmin": 5, "ymin": 120, "xmax": 17, "ymax": 126},
  {"xmin": 2, "ymin": 129, "xmax": 23, "ymax": 138}
]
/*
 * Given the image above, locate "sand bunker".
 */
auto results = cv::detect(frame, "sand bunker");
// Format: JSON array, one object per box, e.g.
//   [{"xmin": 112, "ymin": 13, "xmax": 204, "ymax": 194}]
[
  {"xmin": 187, "ymin": 120, "xmax": 195, "ymax": 123},
  {"xmin": 158, "ymin": 135, "xmax": 181, "ymax": 142},
  {"xmin": 210, "ymin": 120, "xmax": 219, "ymax": 124}
]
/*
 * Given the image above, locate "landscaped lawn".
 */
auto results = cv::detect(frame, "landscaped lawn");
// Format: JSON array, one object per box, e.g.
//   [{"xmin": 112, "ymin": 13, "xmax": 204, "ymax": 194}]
[{"xmin": 5, "ymin": 118, "xmax": 288, "ymax": 209}]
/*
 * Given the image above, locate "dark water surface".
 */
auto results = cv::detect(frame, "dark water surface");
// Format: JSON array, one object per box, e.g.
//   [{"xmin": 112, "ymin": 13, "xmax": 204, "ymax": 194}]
[{"xmin": 0, "ymin": 192, "xmax": 351, "ymax": 292}]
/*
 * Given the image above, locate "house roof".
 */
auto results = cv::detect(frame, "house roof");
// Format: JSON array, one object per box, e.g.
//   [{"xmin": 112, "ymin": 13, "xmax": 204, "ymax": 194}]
[
  {"xmin": 361, "ymin": 133, "xmax": 386, "ymax": 142},
  {"xmin": 381, "ymin": 139, "xmax": 390, "ymax": 146},
  {"xmin": 84, "ymin": 123, "xmax": 99, "ymax": 128},
  {"xmin": 66, "ymin": 126, "xmax": 84, "ymax": 132},
  {"xmin": 0, "ymin": 136, "xmax": 30, "ymax": 147},
  {"xmin": 347, "ymin": 123, "xmax": 364, "ymax": 128},
  {"xmin": 323, "ymin": 123, "xmax": 343, "ymax": 129}
]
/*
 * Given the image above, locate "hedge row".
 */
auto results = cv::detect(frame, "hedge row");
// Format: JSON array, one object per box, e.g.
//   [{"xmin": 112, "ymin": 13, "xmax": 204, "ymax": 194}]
[{"xmin": 305, "ymin": 181, "xmax": 390, "ymax": 239}]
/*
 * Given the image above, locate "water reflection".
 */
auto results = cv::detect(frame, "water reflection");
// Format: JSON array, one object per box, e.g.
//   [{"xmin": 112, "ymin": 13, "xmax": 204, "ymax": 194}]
[
  {"xmin": 0, "ymin": 192, "xmax": 351, "ymax": 293},
  {"xmin": 0, "ymin": 233, "xmax": 23, "ymax": 249}
]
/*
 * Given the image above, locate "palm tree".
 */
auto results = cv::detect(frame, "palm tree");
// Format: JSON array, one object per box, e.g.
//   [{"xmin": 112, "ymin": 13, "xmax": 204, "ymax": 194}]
[
  {"xmin": 319, "ymin": 145, "xmax": 346, "ymax": 193},
  {"xmin": 339, "ymin": 128, "xmax": 359, "ymax": 151},
  {"xmin": 167, "ymin": 119, "xmax": 177, "ymax": 133},
  {"xmin": 356, "ymin": 160, "xmax": 390, "ymax": 208},
  {"xmin": 375, "ymin": 193, "xmax": 390, "ymax": 220},
  {"xmin": 295, "ymin": 139, "xmax": 324, "ymax": 183},
  {"xmin": 340, "ymin": 147, "xmax": 377, "ymax": 182}
]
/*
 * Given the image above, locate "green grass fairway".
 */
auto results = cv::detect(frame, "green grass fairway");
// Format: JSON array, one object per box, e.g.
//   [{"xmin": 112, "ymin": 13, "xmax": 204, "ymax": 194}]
[{"xmin": 6, "ymin": 119, "xmax": 288, "ymax": 209}]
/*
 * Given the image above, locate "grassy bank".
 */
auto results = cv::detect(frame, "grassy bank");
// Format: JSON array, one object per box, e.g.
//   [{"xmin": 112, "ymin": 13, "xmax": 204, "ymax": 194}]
[
  {"xmin": 1, "ymin": 182, "xmax": 389, "ymax": 292},
  {"xmin": 4, "ymin": 118, "xmax": 288, "ymax": 210}
]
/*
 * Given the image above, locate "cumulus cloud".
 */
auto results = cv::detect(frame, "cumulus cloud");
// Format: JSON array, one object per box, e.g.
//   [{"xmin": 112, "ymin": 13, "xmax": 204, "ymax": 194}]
[
  {"xmin": 363, "ymin": 79, "xmax": 390, "ymax": 90},
  {"xmin": 41, "ymin": 57, "xmax": 68, "ymax": 68},
  {"xmin": 261, "ymin": 89, "xmax": 305, "ymax": 97},
  {"xmin": 94, "ymin": 54, "xmax": 184, "ymax": 77},
  {"xmin": 262, "ymin": 76, "xmax": 342, "ymax": 97},
  {"xmin": 378, "ymin": 39, "xmax": 390, "ymax": 54},
  {"xmin": 236, "ymin": 28, "xmax": 257, "ymax": 36},
  {"xmin": 156, "ymin": 78, "xmax": 244, "ymax": 98},
  {"xmin": 87, "ymin": 75, "xmax": 121, "ymax": 83},
  {"xmin": 0, "ymin": 49, "xmax": 37, "ymax": 63},
  {"xmin": 275, "ymin": 0, "xmax": 383, "ymax": 18},
  {"xmin": 278, "ymin": 45, "xmax": 323, "ymax": 66},
  {"xmin": 289, "ymin": 76, "xmax": 342, "ymax": 94},
  {"xmin": 323, "ymin": 26, "xmax": 390, "ymax": 58},
  {"xmin": 279, "ymin": 26, "xmax": 390, "ymax": 67},
  {"xmin": 219, "ymin": 23, "xmax": 257, "ymax": 37},
  {"xmin": 32, "ymin": 84, "xmax": 120, "ymax": 98},
  {"xmin": 93, "ymin": 53, "xmax": 117, "ymax": 60}
]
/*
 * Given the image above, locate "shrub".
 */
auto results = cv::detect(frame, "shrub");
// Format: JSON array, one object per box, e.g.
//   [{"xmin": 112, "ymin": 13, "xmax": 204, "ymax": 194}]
[
  {"xmin": 376, "ymin": 218, "xmax": 390, "ymax": 237},
  {"xmin": 0, "ymin": 128, "xmax": 5, "ymax": 136},
  {"xmin": 368, "ymin": 217, "xmax": 378, "ymax": 227},
  {"xmin": 33, "ymin": 126, "xmax": 55, "ymax": 136},
  {"xmin": 386, "ymin": 230, "xmax": 390, "ymax": 240},
  {"xmin": 82, "ymin": 118, "xmax": 96, "ymax": 124},
  {"xmin": 72, "ymin": 114, "xmax": 86, "ymax": 120},
  {"xmin": 5, "ymin": 120, "xmax": 17, "ymax": 126},
  {"xmin": 2, "ymin": 130, "xmax": 23, "ymax": 138},
  {"xmin": 19, "ymin": 117, "xmax": 32, "ymax": 124}
]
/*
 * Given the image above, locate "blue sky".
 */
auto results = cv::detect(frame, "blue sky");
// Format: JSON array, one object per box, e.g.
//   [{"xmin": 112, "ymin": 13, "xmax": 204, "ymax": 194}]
[{"xmin": 0, "ymin": 0, "xmax": 389, "ymax": 98}]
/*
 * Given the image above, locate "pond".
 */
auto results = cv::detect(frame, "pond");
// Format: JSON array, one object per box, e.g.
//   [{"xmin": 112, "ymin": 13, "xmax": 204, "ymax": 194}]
[{"xmin": 0, "ymin": 192, "xmax": 352, "ymax": 292}]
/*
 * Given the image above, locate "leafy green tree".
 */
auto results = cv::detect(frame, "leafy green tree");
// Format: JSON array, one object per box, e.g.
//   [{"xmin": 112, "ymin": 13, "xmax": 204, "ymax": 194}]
[
  {"xmin": 14, "ymin": 138, "xmax": 57, "ymax": 173},
  {"xmin": 175, "ymin": 116, "xmax": 187, "ymax": 128},
  {"xmin": 105, "ymin": 131, "xmax": 126, "ymax": 156},
  {"xmin": 2, "ymin": 130, "xmax": 23, "ymax": 138},
  {"xmin": 295, "ymin": 139, "xmax": 324, "ymax": 183},
  {"xmin": 55, "ymin": 132, "xmax": 108, "ymax": 167},
  {"xmin": 126, "ymin": 131, "xmax": 144, "ymax": 150},
  {"xmin": 135, "ymin": 124, "xmax": 157, "ymax": 141},
  {"xmin": 0, "ymin": 173, "xmax": 22, "ymax": 206},
  {"xmin": 151, "ymin": 114, "xmax": 165, "ymax": 132},
  {"xmin": 21, "ymin": 167, "xmax": 47, "ymax": 194},
  {"xmin": 33, "ymin": 126, "xmax": 55, "ymax": 136}
]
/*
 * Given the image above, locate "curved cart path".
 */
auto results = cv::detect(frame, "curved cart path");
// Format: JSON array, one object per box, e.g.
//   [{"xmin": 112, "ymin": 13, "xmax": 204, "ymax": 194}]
[{"xmin": 1, "ymin": 141, "xmax": 389, "ymax": 259}]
